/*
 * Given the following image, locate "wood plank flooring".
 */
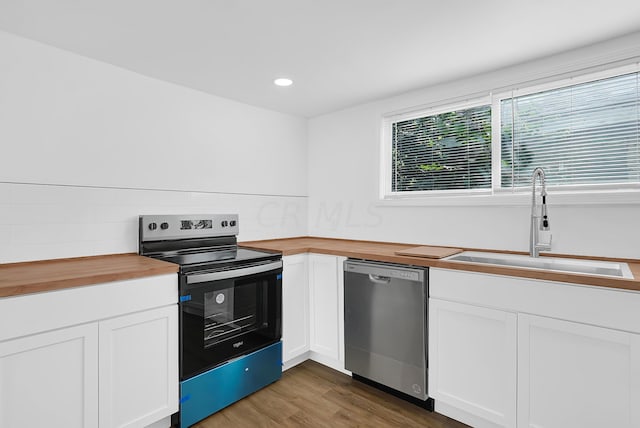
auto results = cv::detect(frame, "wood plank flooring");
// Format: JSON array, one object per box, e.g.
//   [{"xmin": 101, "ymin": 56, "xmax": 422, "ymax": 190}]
[{"xmin": 192, "ymin": 360, "xmax": 469, "ymax": 427}]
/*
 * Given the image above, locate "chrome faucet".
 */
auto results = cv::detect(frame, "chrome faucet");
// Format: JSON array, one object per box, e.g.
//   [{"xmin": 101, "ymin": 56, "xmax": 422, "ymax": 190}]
[{"xmin": 530, "ymin": 167, "xmax": 552, "ymax": 257}]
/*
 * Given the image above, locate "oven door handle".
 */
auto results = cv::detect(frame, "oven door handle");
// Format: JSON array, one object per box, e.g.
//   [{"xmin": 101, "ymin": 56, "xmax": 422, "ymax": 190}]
[{"xmin": 186, "ymin": 260, "xmax": 283, "ymax": 284}]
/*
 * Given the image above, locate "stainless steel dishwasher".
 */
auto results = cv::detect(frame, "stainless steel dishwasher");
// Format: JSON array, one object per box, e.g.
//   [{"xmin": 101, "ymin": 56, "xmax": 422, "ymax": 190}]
[{"xmin": 344, "ymin": 259, "xmax": 430, "ymax": 407}]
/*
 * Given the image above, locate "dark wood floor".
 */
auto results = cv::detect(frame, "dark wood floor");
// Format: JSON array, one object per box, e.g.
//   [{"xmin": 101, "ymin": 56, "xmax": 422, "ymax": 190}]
[{"xmin": 193, "ymin": 360, "xmax": 469, "ymax": 427}]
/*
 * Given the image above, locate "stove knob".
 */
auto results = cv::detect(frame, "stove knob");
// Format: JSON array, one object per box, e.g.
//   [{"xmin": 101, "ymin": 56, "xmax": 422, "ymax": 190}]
[
  {"xmin": 230, "ymin": 220, "xmax": 237, "ymax": 227},
  {"xmin": 148, "ymin": 222, "xmax": 158, "ymax": 231},
  {"xmin": 221, "ymin": 221, "xmax": 228, "ymax": 227},
  {"xmin": 160, "ymin": 222, "xmax": 169, "ymax": 230}
]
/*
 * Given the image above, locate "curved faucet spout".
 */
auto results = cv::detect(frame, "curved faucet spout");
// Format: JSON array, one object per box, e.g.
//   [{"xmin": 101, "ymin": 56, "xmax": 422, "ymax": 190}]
[{"xmin": 530, "ymin": 168, "xmax": 552, "ymax": 257}]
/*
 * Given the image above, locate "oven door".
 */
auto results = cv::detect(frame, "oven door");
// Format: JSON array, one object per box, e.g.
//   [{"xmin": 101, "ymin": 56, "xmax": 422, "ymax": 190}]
[{"xmin": 179, "ymin": 260, "xmax": 282, "ymax": 380}]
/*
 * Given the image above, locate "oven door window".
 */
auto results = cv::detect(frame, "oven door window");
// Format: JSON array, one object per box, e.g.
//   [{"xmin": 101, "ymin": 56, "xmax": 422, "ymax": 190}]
[{"xmin": 203, "ymin": 279, "xmax": 261, "ymax": 347}]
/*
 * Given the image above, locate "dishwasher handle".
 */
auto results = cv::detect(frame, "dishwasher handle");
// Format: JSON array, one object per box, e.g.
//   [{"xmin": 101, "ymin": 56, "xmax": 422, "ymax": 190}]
[{"xmin": 368, "ymin": 274, "xmax": 391, "ymax": 284}]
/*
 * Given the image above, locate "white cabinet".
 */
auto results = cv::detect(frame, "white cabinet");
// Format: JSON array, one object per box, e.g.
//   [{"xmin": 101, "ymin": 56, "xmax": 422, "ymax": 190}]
[
  {"xmin": 281, "ymin": 253, "xmax": 347, "ymax": 373},
  {"xmin": 309, "ymin": 253, "xmax": 340, "ymax": 360},
  {"xmin": 308, "ymin": 254, "xmax": 347, "ymax": 372},
  {"xmin": 430, "ymin": 267, "xmax": 640, "ymax": 428},
  {"xmin": 0, "ymin": 274, "xmax": 178, "ymax": 428},
  {"xmin": 282, "ymin": 254, "xmax": 310, "ymax": 367},
  {"xmin": 0, "ymin": 323, "xmax": 99, "ymax": 428},
  {"xmin": 429, "ymin": 299, "xmax": 516, "ymax": 428},
  {"xmin": 518, "ymin": 314, "xmax": 640, "ymax": 428},
  {"xmin": 99, "ymin": 305, "xmax": 178, "ymax": 428}
]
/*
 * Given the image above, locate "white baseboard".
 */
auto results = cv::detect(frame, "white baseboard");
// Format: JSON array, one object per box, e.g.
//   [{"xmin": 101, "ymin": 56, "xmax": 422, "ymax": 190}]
[
  {"xmin": 145, "ymin": 416, "xmax": 171, "ymax": 428},
  {"xmin": 282, "ymin": 351, "xmax": 351, "ymax": 376},
  {"xmin": 283, "ymin": 352, "xmax": 310, "ymax": 371},
  {"xmin": 308, "ymin": 351, "xmax": 351, "ymax": 375},
  {"xmin": 435, "ymin": 401, "xmax": 502, "ymax": 428}
]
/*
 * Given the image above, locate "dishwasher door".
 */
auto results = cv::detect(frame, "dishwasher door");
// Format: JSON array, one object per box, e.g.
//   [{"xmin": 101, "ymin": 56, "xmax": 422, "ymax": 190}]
[{"xmin": 344, "ymin": 259, "xmax": 428, "ymax": 400}]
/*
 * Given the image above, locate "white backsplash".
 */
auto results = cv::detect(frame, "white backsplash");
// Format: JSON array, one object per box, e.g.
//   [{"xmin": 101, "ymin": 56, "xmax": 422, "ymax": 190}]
[{"xmin": 0, "ymin": 183, "xmax": 307, "ymax": 263}]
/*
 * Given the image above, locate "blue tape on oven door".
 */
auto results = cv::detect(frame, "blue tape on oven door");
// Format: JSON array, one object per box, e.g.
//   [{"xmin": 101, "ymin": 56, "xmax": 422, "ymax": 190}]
[{"xmin": 179, "ymin": 295, "xmax": 192, "ymax": 302}]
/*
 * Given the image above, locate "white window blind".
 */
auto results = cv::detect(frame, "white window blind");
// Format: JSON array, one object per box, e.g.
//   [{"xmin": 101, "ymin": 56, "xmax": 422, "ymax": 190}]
[
  {"xmin": 391, "ymin": 105, "xmax": 492, "ymax": 193},
  {"xmin": 501, "ymin": 72, "xmax": 640, "ymax": 189}
]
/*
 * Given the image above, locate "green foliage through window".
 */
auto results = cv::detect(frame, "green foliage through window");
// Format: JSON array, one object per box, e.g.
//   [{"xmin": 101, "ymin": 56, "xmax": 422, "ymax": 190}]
[{"xmin": 391, "ymin": 106, "xmax": 492, "ymax": 192}]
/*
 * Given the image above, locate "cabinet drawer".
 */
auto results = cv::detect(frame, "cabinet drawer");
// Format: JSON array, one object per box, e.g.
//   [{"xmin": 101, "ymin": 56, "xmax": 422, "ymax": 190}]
[
  {"xmin": 0, "ymin": 274, "xmax": 177, "ymax": 341},
  {"xmin": 430, "ymin": 268, "xmax": 640, "ymax": 333},
  {"xmin": 180, "ymin": 341, "xmax": 282, "ymax": 427}
]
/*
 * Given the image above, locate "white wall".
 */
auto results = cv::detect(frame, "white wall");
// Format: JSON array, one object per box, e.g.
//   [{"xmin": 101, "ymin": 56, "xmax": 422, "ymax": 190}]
[
  {"xmin": 3, "ymin": 29, "xmax": 640, "ymax": 263},
  {"xmin": 0, "ymin": 31, "xmax": 307, "ymax": 263},
  {"xmin": 307, "ymin": 32, "xmax": 640, "ymax": 259}
]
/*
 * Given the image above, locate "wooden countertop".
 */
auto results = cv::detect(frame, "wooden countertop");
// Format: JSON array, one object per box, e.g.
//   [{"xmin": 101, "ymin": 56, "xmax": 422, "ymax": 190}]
[
  {"xmin": 241, "ymin": 237, "xmax": 640, "ymax": 293},
  {"xmin": 0, "ymin": 253, "xmax": 178, "ymax": 298},
  {"xmin": 3, "ymin": 237, "xmax": 638, "ymax": 299}
]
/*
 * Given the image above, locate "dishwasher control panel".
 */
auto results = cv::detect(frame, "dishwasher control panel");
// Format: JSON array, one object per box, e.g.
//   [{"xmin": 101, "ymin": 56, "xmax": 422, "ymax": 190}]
[{"xmin": 344, "ymin": 260, "xmax": 424, "ymax": 282}]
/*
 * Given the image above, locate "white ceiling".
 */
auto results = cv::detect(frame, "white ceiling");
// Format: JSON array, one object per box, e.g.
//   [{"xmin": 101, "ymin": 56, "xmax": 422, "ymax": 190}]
[{"xmin": 1, "ymin": 0, "xmax": 640, "ymax": 118}]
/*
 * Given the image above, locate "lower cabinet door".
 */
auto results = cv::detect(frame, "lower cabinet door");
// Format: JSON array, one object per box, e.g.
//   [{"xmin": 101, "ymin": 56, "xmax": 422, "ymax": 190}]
[
  {"xmin": 0, "ymin": 323, "xmax": 99, "ymax": 428},
  {"xmin": 429, "ymin": 298, "xmax": 517, "ymax": 428},
  {"xmin": 282, "ymin": 254, "xmax": 310, "ymax": 363},
  {"xmin": 518, "ymin": 314, "xmax": 640, "ymax": 428},
  {"xmin": 308, "ymin": 254, "xmax": 340, "ymax": 361},
  {"xmin": 99, "ymin": 305, "xmax": 179, "ymax": 428}
]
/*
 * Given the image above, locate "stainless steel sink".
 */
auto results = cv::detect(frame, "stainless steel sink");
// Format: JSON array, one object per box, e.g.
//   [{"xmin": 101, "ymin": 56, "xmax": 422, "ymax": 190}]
[{"xmin": 445, "ymin": 251, "xmax": 633, "ymax": 279}]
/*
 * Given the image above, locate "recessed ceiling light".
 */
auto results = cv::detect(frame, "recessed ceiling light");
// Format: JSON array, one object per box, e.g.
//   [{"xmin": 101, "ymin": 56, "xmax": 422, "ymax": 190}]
[{"xmin": 274, "ymin": 78, "xmax": 293, "ymax": 87}]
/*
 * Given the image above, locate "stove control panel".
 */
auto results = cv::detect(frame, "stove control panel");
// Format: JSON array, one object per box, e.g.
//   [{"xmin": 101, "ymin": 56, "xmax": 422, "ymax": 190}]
[{"xmin": 139, "ymin": 214, "xmax": 239, "ymax": 241}]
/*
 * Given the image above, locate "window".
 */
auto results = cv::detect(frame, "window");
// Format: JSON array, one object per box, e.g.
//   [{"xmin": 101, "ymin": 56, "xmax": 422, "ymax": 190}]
[
  {"xmin": 501, "ymin": 72, "xmax": 640, "ymax": 190},
  {"xmin": 389, "ymin": 102, "xmax": 492, "ymax": 194},
  {"xmin": 382, "ymin": 66, "xmax": 640, "ymax": 199}
]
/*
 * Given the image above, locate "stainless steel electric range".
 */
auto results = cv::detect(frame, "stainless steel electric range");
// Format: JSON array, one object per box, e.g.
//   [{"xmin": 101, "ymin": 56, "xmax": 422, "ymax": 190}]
[{"xmin": 138, "ymin": 214, "xmax": 282, "ymax": 428}]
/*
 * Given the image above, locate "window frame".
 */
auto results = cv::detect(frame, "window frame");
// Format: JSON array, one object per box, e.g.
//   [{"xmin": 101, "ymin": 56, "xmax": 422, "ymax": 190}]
[
  {"xmin": 380, "ymin": 63, "xmax": 640, "ymax": 205},
  {"xmin": 380, "ymin": 95, "xmax": 493, "ymax": 199}
]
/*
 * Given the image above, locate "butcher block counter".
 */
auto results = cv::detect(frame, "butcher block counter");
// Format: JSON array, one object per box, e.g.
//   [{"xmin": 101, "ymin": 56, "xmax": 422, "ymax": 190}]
[
  {"xmin": 2, "ymin": 236, "xmax": 639, "ymax": 298},
  {"xmin": 0, "ymin": 253, "xmax": 178, "ymax": 298},
  {"xmin": 240, "ymin": 236, "xmax": 640, "ymax": 292}
]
